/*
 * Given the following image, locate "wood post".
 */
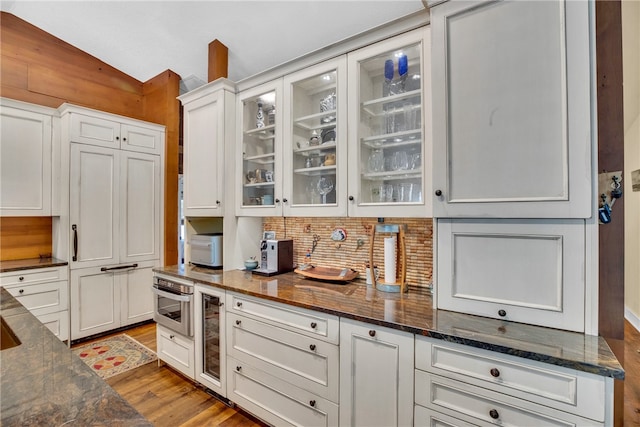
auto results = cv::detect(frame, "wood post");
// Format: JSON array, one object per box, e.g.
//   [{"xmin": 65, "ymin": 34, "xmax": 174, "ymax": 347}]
[{"xmin": 208, "ymin": 39, "xmax": 228, "ymax": 82}]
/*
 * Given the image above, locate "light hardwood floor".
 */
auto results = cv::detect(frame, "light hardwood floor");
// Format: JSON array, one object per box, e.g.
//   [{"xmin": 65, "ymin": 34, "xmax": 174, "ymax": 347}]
[{"xmin": 72, "ymin": 323, "xmax": 266, "ymax": 427}]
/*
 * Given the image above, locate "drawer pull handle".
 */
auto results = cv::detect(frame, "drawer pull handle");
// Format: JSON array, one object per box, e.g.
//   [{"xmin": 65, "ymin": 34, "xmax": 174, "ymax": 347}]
[
  {"xmin": 309, "ymin": 344, "xmax": 316, "ymax": 351},
  {"xmin": 309, "ymin": 400, "xmax": 316, "ymax": 407},
  {"xmin": 369, "ymin": 330, "xmax": 376, "ymax": 337},
  {"xmin": 310, "ymin": 322, "xmax": 317, "ymax": 329},
  {"xmin": 169, "ymin": 334, "xmax": 175, "ymax": 339},
  {"xmin": 498, "ymin": 309, "xmax": 507, "ymax": 317},
  {"xmin": 489, "ymin": 409, "xmax": 499, "ymax": 419},
  {"xmin": 490, "ymin": 368, "xmax": 500, "ymax": 378},
  {"xmin": 19, "ymin": 289, "xmax": 24, "ymax": 294},
  {"xmin": 19, "ymin": 276, "xmax": 24, "ymax": 281},
  {"xmin": 236, "ymin": 366, "xmax": 242, "ymax": 372},
  {"xmin": 237, "ymin": 301, "xmax": 242, "ymax": 307},
  {"xmin": 235, "ymin": 320, "xmax": 241, "ymax": 326}
]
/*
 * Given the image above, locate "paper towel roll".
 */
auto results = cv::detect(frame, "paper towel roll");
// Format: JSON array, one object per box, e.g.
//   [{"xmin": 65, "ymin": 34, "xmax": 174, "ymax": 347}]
[{"xmin": 384, "ymin": 236, "xmax": 397, "ymax": 284}]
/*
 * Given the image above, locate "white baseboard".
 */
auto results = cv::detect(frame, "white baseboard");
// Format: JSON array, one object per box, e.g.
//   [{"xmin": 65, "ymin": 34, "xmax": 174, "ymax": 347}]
[{"xmin": 625, "ymin": 306, "xmax": 640, "ymax": 333}]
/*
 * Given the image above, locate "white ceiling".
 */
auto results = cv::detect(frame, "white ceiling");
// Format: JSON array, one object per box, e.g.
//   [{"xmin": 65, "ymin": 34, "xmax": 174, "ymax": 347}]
[{"xmin": 1, "ymin": 1, "xmax": 426, "ymax": 87}]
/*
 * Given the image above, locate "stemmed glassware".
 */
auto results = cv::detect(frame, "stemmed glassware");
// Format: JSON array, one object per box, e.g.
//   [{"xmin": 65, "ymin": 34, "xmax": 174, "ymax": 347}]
[{"xmin": 317, "ymin": 176, "xmax": 334, "ymax": 204}]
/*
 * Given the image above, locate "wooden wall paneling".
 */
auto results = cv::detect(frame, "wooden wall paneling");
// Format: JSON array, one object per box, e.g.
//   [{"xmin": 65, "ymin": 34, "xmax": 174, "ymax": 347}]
[
  {"xmin": 596, "ymin": 1, "xmax": 625, "ymax": 426},
  {"xmin": 143, "ymin": 70, "xmax": 182, "ymax": 266},
  {"xmin": 0, "ymin": 217, "xmax": 52, "ymax": 261}
]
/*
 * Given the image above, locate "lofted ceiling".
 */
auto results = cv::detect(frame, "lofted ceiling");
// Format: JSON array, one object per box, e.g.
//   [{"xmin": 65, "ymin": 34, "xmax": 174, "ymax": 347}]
[{"xmin": 0, "ymin": 1, "xmax": 426, "ymax": 90}]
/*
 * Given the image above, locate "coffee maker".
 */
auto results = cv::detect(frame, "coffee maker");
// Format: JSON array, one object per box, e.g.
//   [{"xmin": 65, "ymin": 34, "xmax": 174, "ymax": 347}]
[{"xmin": 253, "ymin": 239, "xmax": 294, "ymax": 276}]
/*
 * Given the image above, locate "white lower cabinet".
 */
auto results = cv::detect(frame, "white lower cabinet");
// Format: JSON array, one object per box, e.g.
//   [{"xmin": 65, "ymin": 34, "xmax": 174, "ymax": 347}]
[
  {"xmin": 157, "ymin": 323, "xmax": 195, "ymax": 379},
  {"xmin": 414, "ymin": 336, "xmax": 611, "ymax": 426},
  {"xmin": 225, "ymin": 292, "xmax": 339, "ymax": 426},
  {"xmin": 0, "ymin": 266, "xmax": 69, "ymax": 341},
  {"xmin": 339, "ymin": 317, "xmax": 414, "ymax": 427},
  {"xmin": 70, "ymin": 262, "xmax": 155, "ymax": 340}
]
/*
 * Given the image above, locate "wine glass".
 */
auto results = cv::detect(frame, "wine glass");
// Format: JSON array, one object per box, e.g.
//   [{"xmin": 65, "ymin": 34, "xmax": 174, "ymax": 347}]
[{"xmin": 317, "ymin": 176, "xmax": 334, "ymax": 204}]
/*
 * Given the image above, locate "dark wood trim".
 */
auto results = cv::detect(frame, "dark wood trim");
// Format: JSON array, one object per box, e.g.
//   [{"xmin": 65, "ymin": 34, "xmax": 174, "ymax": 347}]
[{"xmin": 208, "ymin": 39, "xmax": 229, "ymax": 81}]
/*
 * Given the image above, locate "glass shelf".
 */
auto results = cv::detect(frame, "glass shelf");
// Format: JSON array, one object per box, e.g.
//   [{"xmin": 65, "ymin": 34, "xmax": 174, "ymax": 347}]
[
  {"xmin": 243, "ymin": 181, "xmax": 275, "ymax": 188},
  {"xmin": 244, "ymin": 125, "xmax": 275, "ymax": 139},
  {"xmin": 244, "ymin": 153, "xmax": 275, "ymax": 164},
  {"xmin": 293, "ymin": 165, "xmax": 337, "ymax": 176},
  {"xmin": 362, "ymin": 130, "xmax": 422, "ymax": 149},
  {"xmin": 294, "ymin": 141, "xmax": 336, "ymax": 156},
  {"xmin": 362, "ymin": 168, "xmax": 422, "ymax": 181},
  {"xmin": 361, "ymin": 89, "xmax": 422, "ymax": 116},
  {"xmin": 294, "ymin": 110, "xmax": 338, "ymax": 130}
]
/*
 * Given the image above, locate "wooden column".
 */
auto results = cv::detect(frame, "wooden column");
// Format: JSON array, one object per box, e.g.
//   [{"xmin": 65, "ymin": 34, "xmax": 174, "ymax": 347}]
[
  {"xmin": 208, "ymin": 39, "xmax": 228, "ymax": 82},
  {"xmin": 596, "ymin": 1, "xmax": 625, "ymax": 425}
]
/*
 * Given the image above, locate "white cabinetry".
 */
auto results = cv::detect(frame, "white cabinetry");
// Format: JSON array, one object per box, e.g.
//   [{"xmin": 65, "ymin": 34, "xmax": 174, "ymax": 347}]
[
  {"xmin": 60, "ymin": 105, "xmax": 164, "ymax": 341},
  {"xmin": 339, "ymin": 317, "xmax": 414, "ymax": 427},
  {"xmin": 179, "ymin": 79, "xmax": 235, "ymax": 217},
  {"xmin": 0, "ymin": 98, "xmax": 53, "ymax": 216},
  {"xmin": 194, "ymin": 284, "xmax": 226, "ymax": 396},
  {"xmin": 157, "ymin": 323, "xmax": 195, "ymax": 379},
  {"xmin": 430, "ymin": 0, "xmax": 592, "ymax": 218},
  {"xmin": 226, "ymin": 292, "xmax": 340, "ymax": 426},
  {"xmin": 0, "ymin": 266, "xmax": 69, "ymax": 341},
  {"xmin": 414, "ymin": 336, "xmax": 611, "ymax": 426}
]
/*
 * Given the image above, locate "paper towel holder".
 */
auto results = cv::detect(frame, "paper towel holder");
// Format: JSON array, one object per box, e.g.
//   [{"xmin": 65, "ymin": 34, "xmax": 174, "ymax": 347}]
[{"xmin": 368, "ymin": 223, "xmax": 407, "ymax": 293}]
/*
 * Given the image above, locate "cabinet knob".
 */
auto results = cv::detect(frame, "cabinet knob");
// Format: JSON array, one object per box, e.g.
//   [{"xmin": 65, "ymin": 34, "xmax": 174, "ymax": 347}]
[
  {"xmin": 348, "ymin": 195, "xmax": 354, "ymax": 201},
  {"xmin": 169, "ymin": 334, "xmax": 175, "ymax": 339},
  {"xmin": 309, "ymin": 344, "xmax": 316, "ymax": 351},
  {"xmin": 490, "ymin": 368, "xmax": 500, "ymax": 378},
  {"xmin": 235, "ymin": 320, "xmax": 241, "ymax": 326},
  {"xmin": 115, "ymin": 136, "xmax": 120, "ymax": 141},
  {"xmin": 489, "ymin": 409, "xmax": 499, "ymax": 420},
  {"xmin": 498, "ymin": 309, "xmax": 507, "ymax": 317},
  {"xmin": 237, "ymin": 301, "xmax": 242, "ymax": 307},
  {"xmin": 236, "ymin": 366, "xmax": 242, "ymax": 372},
  {"xmin": 369, "ymin": 330, "xmax": 376, "ymax": 337},
  {"xmin": 19, "ymin": 276, "xmax": 24, "ymax": 281},
  {"xmin": 310, "ymin": 322, "xmax": 317, "ymax": 329},
  {"xmin": 309, "ymin": 400, "xmax": 316, "ymax": 407},
  {"xmin": 122, "ymin": 137, "xmax": 127, "ymax": 142},
  {"xmin": 283, "ymin": 198, "xmax": 288, "ymax": 203},
  {"xmin": 216, "ymin": 200, "xmax": 221, "ymax": 205},
  {"xmin": 434, "ymin": 190, "xmax": 442, "ymax": 197},
  {"xmin": 275, "ymin": 198, "xmax": 280, "ymax": 203},
  {"xmin": 19, "ymin": 289, "xmax": 24, "ymax": 294}
]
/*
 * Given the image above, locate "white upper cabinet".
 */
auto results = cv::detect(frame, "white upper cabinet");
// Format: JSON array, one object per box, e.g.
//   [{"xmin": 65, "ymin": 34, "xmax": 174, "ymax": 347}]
[
  {"xmin": 347, "ymin": 27, "xmax": 432, "ymax": 217},
  {"xmin": 69, "ymin": 109, "xmax": 163, "ymax": 155},
  {"xmin": 431, "ymin": 0, "xmax": 592, "ymax": 218},
  {"xmin": 0, "ymin": 98, "xmax": 54, "ymax": 216},
  {"xmin": 179, "ymin": 79, "xmax": 235, "ymax": 217},
  {"xmin": 282, "ymin": 57, "xmax": 348, "ymax": 217},
  {"xmin": 236, "ymin": 80, "xmax": 283, "ymax": 217}
]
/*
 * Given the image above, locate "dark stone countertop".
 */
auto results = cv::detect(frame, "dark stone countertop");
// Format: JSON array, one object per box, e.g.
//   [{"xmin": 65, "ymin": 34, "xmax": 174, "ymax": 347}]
[
  {"xmin": 0, "ymin": 257, "xmax": 68, "ymax": 273},
  {"xmin": 0, "ymin": 288, "xmax": 151, "ymax": 426},
  {"xmin": 155, "ymin": 264, "xmax": 624, "ymax": 380}
]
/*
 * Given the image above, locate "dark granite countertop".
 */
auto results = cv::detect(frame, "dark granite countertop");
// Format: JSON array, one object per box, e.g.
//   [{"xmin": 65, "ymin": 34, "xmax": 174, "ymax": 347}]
[
  {"xmin": 155, "ymin": 264, "xmax": 624, "ymax": 380},
  {"xmin": 0, "ymin": 257, "xmax": 68, "ymax": 273},
  {"xmin": 0, "ymin": 288, "xmax": 151, "ymax": 426}
]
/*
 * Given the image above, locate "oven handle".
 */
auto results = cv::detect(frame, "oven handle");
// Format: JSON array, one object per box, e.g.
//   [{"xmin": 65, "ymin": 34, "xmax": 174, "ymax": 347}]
[{"xmin": 151, "ymin": 285, "xmax": 192, "ymax": 302}]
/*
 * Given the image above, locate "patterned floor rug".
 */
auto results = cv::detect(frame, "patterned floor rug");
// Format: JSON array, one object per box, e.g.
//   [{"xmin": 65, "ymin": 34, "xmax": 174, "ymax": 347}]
[{"xmin": 72, "ymin": 334, "xmax": 157, "ymax": 379}]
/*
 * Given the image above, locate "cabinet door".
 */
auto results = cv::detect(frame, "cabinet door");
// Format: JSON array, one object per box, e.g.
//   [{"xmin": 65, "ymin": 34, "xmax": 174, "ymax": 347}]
[
  {"xmin": 69, "ymin": 113, "xmax": 120, "ymax": 149},
  {"xmin": 120, "ymin": 123, "xmax": 163, "ymax": 155},
  {"xmin": 119, "ymin": 151, "xmax": 161, "ymax": 263},
  {"xmin": 436, "ymin": 219, "xmax": 585, "ymax": 332},
  {"xmin": 120, "ymin": 263, "xmax": 155, "ymax": 327},
  {"xmin": 157, "ymin": 324, "xmax": 195, "ymax": 379},
  {"xmin": 183, "ymin": 90, "xmax": 226, "ymax": 216},
  {"xmin": 0, "ymin": 104, "xmax": 52, "ymax": 215},
  {"xmin": 431, "ymin": 0, "xmax": 592, "ymax": 218},
  {"xmin": 347, "ymin": 27, "xmax": 432, "ymax": 217},
  {"xmin": 194, "ymin": 285, "xmax": 226, "ymax": 397},
  {"xmin": 339, "ymin": 318, "xmax": 414, "ymax": 427},
  {"xmin": 282, "ymin": 57, "xmax": 348, "ymax": 216},
  {"xmin": 236, "ymin": 80, "xmax": 283, "ymax": 216},
  {"xmin": 69, "ymin": 144, "xmax": 119, "ymax": 269},
  {"xmin": 70, "ymin": 266, "xmax": 120, "ymax": 340}
]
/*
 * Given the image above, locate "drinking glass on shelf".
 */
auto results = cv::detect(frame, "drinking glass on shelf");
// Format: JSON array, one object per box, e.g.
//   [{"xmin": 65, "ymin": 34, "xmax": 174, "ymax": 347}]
[
  {"xmin": 368, "ymin": 149, "xmax": 384, "ymax": 172},
  {"xmin": 317, "ymin": 176, "xmax": 334, "ymax": 204},
  {"xmin": 397, "ymin": 183, "xmax": 413, "ymax": 202},
  {"xmin": 410, "ymin": 152, "xmax": 421, "ymax": 170},
  {"xmin": 403, "ymin": 102, "xmax": 416, "ymax": 131},
  {"xmin": 395, "ymin": 151, "xmax": 409, "ymax": 171},
  {"xmin": 385, "ymin": 107, "xmax": 396, "ymax": 134}
]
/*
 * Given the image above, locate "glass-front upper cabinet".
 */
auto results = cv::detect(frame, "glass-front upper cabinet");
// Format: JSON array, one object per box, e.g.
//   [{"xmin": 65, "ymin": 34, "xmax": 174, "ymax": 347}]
[
  {"xmin": 282, "ymin": 57, "xmax": 348, "ymax": 216},
  {"xmin": 236, "ymin": 80, "xmax": 283, "ymax": 216},
  {"xmin": 347, "ymin": 27, "xmax": 431, "ymax": 217}
]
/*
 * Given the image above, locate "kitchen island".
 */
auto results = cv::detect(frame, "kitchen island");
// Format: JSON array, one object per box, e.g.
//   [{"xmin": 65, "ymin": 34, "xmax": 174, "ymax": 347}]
[
  {"xmin": 0, "ymin": 288, "xmax": 151, "ymax": 426},
  {"xmin": 156, "ymin": 264, "xmax": 623, "ymax": 380}
]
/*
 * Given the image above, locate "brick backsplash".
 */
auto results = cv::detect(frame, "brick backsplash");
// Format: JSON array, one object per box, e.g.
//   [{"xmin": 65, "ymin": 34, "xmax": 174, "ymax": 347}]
[{"xmin": 263, "ymin": 217, "xmax": 433, "ymax": 288}]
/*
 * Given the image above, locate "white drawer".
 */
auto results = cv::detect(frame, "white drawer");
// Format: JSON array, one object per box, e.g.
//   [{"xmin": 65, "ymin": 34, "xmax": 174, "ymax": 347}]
[
  {"xmin": 227, "ymin": 312, "xmax": 339, "ymax": 402},
  {"xmin": 414, "ymin": 405, "xmax": 476, "ymax": 427},
  {"xmin": 37, "ymin": 310, "xmax": 69, "ymax": 342},
  {"xmin": 226, "ymin": 292, "xmax": 339, "ymax": 344},
  {"xmin": 157, "ymin": 324, "xmax": 194, "ymax": 379},
  {"xmin": 227, "ymin": 356, "xmax": 338, "ymax": 427},
  {"xmin": 415, "ymin": 336, "xmax": 606, "ymax": 422},
  {"xmin": 5, "ymin": 280, "xmax": 68, "ymax": 315},
  {"xmin": 415, "ymin": 371, "xmax": 603, "ymax": 426},
  {"xmin": 0, "ymin": 266, "xmax": 68, "ymax": 286}
]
